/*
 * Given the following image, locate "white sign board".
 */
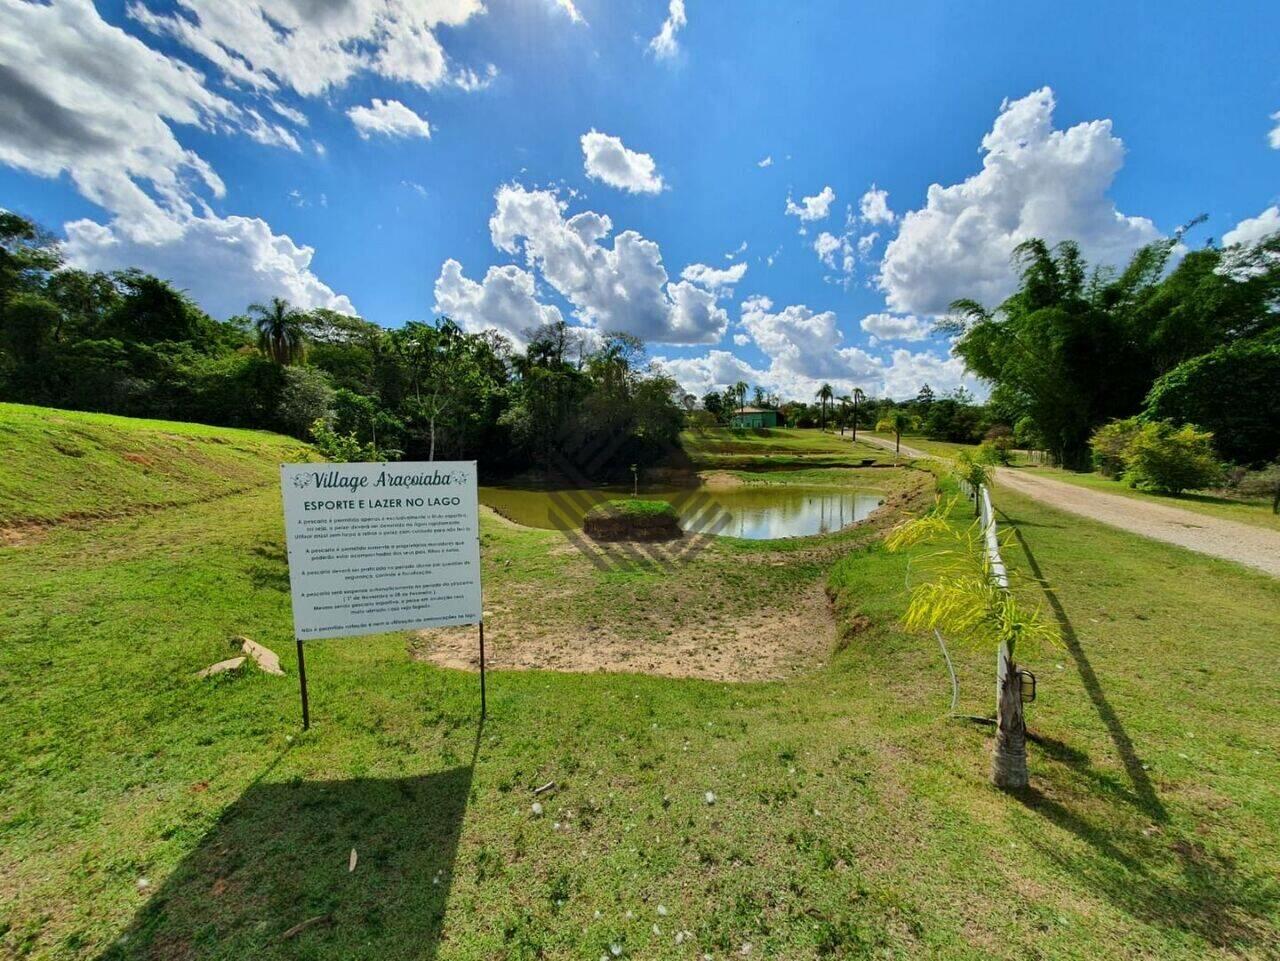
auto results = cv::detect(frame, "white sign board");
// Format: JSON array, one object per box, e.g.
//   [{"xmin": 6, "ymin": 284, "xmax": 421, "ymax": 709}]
[{"xmin": 280, "ymin": 461, "xmax": 481, "ymax": 641}]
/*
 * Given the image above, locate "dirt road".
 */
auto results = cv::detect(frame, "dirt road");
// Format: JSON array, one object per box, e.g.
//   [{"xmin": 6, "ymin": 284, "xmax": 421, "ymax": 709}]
[
  {"xmin": 994, "ymin": 468, "xmax": 1280, "ymax": 577},
  {"xmin": 858, "ymin": 433, "xmax": 1280, "ymax": 577}
]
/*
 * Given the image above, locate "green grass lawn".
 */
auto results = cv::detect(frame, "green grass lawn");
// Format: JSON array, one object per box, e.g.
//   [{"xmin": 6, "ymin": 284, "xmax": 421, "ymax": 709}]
[
  {"xmin": 680, "ymin": 427, "xmax": 890, "ymax": 470},
  {"xmin": 1015, "ymin": 465, "xmax": 1280, "ymax": 532},
  {"xmin": 858, "ymin": 432, "xmax": 1034, "ymax": 466},
  {"xmin": 0, "ymin": 403, "xmax": 311, "ymax": 528},
  {"xmin": 2, "ymin": 411, "xmax": 1278, "ymax": 959}
]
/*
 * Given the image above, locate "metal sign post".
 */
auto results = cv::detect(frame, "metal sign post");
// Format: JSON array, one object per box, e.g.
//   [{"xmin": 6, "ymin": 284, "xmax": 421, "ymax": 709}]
[{"xmin": 297, "ymin": 638, "xmax": 310, "ymax": 730}]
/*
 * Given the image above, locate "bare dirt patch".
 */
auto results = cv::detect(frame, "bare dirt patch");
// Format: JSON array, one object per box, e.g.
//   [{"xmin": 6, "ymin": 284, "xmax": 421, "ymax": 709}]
[
  {"xmin": 411, "ymin": 579, "xmax": 837, "ymax": 682},
  {"xmin": 699, "ymin": 471, "xmax": 744, "ymax": 490},
  {"xmin": 411, "ymin": 470, "xmax": 935, "ymax": 682}
]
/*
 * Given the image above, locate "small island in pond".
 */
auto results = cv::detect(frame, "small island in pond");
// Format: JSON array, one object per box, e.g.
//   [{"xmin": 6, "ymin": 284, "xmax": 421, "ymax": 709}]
[{"xmin": 583, "ymin": 498, "xmax": 682, "ymax": 541}]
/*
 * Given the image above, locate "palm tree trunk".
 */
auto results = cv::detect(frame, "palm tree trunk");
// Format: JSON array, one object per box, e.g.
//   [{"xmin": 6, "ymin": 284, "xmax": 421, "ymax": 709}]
[
  {"xmin": 992, "ymin": 642, "xmax": 1028, "ymax": 789},
  {"xmin": 851, "ymin": 403, "xmax": 858, "ymax": 443}
]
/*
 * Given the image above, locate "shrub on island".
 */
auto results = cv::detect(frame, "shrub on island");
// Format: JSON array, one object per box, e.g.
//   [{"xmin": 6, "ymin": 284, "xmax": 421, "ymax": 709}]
[{"xmin": 583, "ymin": 499, "xmax": 682, "ymax": 541}]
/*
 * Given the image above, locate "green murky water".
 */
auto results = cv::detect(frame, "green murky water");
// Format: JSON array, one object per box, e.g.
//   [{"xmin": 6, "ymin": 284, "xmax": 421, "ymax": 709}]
[{"xmin": 480, "ymin": 484, "xmax": 883, "ymax": 540}]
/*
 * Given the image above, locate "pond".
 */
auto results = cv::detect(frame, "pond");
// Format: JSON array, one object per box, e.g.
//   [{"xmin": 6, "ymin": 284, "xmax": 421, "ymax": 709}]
[{"xmin": 480, "ymin": 484, "xmax": 884, "ymax": 540}]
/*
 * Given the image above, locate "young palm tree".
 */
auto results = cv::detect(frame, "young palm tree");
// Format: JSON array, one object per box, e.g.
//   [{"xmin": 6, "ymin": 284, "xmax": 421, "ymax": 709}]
[
  {"xmin": 837, "ymin": 395, "xmax": 851, "ymax": 435},
  {"xmin": 875, "ymin": 410, "xmax": 917, "ymax": 461},
  {"xmin": 249, "ymin": 297, "xmax": 307, "ymax": 365},
  {"xmin": 887, "ymin": 501, "xmax": 1058, "ymax": 789},
  {"xmin": 816, "ymin": 382, "xmax": 834, "ymax": 430}
]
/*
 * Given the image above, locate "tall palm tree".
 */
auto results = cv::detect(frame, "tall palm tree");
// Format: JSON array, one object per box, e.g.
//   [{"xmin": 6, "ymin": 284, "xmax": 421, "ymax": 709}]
[
  {"xmin": 732, "ymin": 380, "xmax": 749, "ymax": 413},
  {"xmin": 815, "ymin": 383, "xmax": 834, "ymax": 431},
  {"xmin": 850, "ymin": 387, "xmax": 866, "ymax": 442},
  {"xmin": 249, "ymin": 297, "xmax": 307, "ymax": 365},
  {"xmin": 837, "ymin": 395, "xmax": 851, "ymax": 435}
]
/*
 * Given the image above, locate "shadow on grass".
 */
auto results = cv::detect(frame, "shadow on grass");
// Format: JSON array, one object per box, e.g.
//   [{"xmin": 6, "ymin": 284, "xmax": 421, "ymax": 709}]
[
  {"xmin": 98, "ymin": 733, "xmax": 479, "ymax": 961},
  {"xmin": 247, "ymin": 542, "xmax": 291, "ymax": 593},
  {"xmin": 995, "ymin": 513, "xmax": 1280, "ymax": 950},
  {"xmin": 1015, "ymin": 784, "xmax": 1279, "ymax": 951},
  {"xmin": 1000, "ymin": 510, "xmax": 1166, "ymax": 822}
]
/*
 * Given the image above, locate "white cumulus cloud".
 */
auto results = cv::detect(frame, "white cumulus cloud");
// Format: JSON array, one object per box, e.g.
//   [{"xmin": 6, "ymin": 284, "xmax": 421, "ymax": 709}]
[
  {"xmin": 881, "ymin": 349, "xmax": 979, "ymax": 399},
  {"xmin": 859, "ymin": 185, "xmax": 895, "ymax": 225},
  {"xmin": 878, "ymin": 87, "xmax": 1162, "ymax": 316},
  {"xmin": 580, "ymin": 130, "xmax": 664, "ymax": 194},
  {"xmin": 1222, "ymin": 206, "xmax": 1280, "ymax": 248},
  {"xmin": 681, "ymin": 261, "xmax": 748, "ymax": 293},
  {"xmin": 648, "ymin": 0, "xmax": 686, "ymax": 60},
  {"xmin": 0, "ymin": 0, "xmax": 354, "ymax": 317},
  {"xmin": 652, "ymin": 349, "xmax": 765, "ymax": 397},
  {"xmin": 0, "ymin": 0, "xmax": 237, "ymax": 243},
  {"xmin": 433, "ymin": 259, "xmax": 563, "ymax": 343},
  {"xmin": 128, "ymin": 0, "xmax": 487, "ymax": 97},
  {"xmin": 64, "ymin": 214, "xmax": 355, "ymax": 319},
  {"xmin": 660, "ymin": 296, "xmax": 985, "ymax": 401},
  {"xmin": 347, "ymin": 98, "xmax": 431, "ymax": 140},
  {"xmin": 1270, "ymin": 110, "xmax": 1280, "ymax": 150},
  {"xmin": 859, "ymin": 313, "xmax": 931, "ymax": 342},
  {"xmin": 487, "ymin": 183, "xmax": 726, "ymax": 344},
  {"xmin": 813, "ymin": 231, "xmax": 854, "ymax": 276},
  {"xmin": 786, "ymin": 186, "xmax": 835, "ymax": 223}
]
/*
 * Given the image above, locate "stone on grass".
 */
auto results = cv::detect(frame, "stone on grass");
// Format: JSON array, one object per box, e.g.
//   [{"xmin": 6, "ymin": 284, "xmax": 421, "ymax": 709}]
[
  {"xmin": 197, "ymin": 656, "xmax": 246, "ymax": 678},
  {"xmin": 236, "ymin": 636, "xmax": 285, "ymax": 675}
]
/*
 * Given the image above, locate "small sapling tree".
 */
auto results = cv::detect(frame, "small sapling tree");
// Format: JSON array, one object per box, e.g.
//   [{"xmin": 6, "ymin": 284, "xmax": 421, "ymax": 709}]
[{"xmin": 887, "ymin": 500, "xmax": 1059, "ymax": 789}]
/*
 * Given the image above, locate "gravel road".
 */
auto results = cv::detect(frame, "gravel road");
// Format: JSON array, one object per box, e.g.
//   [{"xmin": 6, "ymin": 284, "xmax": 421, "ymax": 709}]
[{"xmin": 858, "ymin": 433, "xmax": 1280, "ymax": 577}]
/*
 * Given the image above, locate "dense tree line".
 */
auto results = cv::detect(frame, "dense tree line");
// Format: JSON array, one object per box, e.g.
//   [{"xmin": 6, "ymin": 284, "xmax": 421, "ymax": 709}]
[
  {"xmin": 945, "ymin": 233, "xmax": 1280, "ymax": 468},
  {"xmin": 0, "ymin": 212, "xmax": 683, "ymax": 479}
]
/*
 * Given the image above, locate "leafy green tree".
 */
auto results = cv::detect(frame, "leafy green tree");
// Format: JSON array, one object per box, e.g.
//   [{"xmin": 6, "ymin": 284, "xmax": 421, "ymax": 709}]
[
  {"xmin": 275, "ymin": 366, "xmax": 335, "ymax": 438},
  {"xmin": 109, "ymin": 271, "xmax": 211, "ymax": 343},
  {"xmin": 946, "ymin": 233, "xmax": 1280, "ymax": 468},
  {"xmin": 701, "ymin": 390, "xmax": 725, "ymax": 423},
  {"xmin": 837, "ymin": 394, "xmax": 851, "ymax": 435},
  {"xmin": 249, "ymin": 297, "xmax": 308, "ymax": 365},
  {"xmin": 0, "ymin": 212, "xmax": 61, "ymax": 304},
  {"xmin": 1, "ymin": 292, "xmax": 58, "ymax": 368},
  {"xmin": 1089, "ymin": 417, "xmax": 1142, "ymax": 478},
  {"xmin": 922, "ymin": 397, "xmax": 987, "ymax": 443},
  {"xmin": 1144, "ymin": 339, "xmax": 1280, "ymax": 466},
  {"xmin": 310, "ymin": 418, "xmax": 389, "ymax": 462},
  {"xmin": 1124, "ymin": 421, "xmax": 1223, "ymax": 494}
]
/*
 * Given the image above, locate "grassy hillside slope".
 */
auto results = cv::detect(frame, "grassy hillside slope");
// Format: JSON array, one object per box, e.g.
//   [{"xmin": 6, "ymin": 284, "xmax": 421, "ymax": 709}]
[
  {"xmin": 1, "ymin": 411, "xmax": 1278, "ymax": 960},
  {"xmin": 0, "ymin": 403, "xmax": 311, "ymax": 529}
]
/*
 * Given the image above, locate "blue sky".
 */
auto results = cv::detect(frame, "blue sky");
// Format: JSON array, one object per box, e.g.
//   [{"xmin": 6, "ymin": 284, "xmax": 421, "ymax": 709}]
[{"xmin": 2, "ymin": 0, "xmax": 1278, "ymax": 399}]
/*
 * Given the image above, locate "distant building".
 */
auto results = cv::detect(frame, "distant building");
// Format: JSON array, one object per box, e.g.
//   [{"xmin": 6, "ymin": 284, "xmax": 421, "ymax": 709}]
[{"xmin": 729, "ymin": 406, "xmax": 779, "ymax": 429}]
